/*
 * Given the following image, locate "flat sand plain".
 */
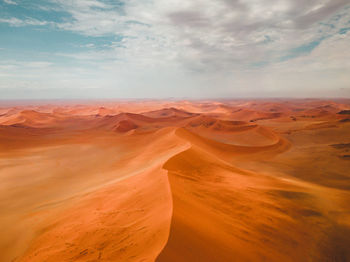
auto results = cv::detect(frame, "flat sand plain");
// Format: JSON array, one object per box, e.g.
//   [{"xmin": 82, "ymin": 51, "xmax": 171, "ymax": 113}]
[{"xmin": 0, "ymin": 99, "xmax": 349, "ymax": 261}]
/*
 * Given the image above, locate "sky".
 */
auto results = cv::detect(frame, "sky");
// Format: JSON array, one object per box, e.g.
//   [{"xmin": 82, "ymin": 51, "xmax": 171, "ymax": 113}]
[{"xmin": 0, "ymin": 0, "xmax": 350, "ymax": 99}]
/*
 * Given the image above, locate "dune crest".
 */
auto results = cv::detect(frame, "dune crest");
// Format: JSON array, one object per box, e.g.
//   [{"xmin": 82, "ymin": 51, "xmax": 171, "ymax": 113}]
[{"xmin": 0, "ymin": 99, "xmax": 349, "ymax": 261}]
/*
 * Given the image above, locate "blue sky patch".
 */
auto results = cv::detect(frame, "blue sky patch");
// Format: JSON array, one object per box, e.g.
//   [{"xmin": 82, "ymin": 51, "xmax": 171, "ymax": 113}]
[
  {"xmin": 279, "ymin": 37, "xmax": 326, "ymax": 62},
  {"xmin": 339, "ymin": 27, "xmax": 350, "ymax": 34}
]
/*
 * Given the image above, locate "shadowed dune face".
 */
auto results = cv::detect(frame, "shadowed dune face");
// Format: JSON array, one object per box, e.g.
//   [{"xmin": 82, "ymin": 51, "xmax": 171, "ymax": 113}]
[{"xmin": 0, "ymin": 99, "xmax": 350, "ymax": 261}]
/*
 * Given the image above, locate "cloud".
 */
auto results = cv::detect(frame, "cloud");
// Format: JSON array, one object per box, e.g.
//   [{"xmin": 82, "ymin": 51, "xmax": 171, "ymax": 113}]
[
  {"xmin": 0, "ymin": 61, "xmax": 52, "ymax": 70},
  {"xmin": 2, "ymin": 1, "xmax": 349, "ymax": 67},
  {"xmin": 49, "ymin": 0, "xmax": 127, "ymax": 36},
  {"xmin": 45, "ymin": 0, "xmax": 349, "ymax": 71},
  {"xmin": 3, "ymin": 0, "xmax": 17, "ymax": 5},
  {"xmin": 0, "ymin": 17, "xmax": 49, "ymax": 26},
  {"xmin": 0, "ymin": 0, "xmax": 350, "ymax": 98}
]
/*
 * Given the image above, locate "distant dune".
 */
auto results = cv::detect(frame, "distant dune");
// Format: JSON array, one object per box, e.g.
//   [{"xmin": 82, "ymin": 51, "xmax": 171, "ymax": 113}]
[{"xmin": 0, "ymin": 99, "xmax": 350, "ymax": 261}]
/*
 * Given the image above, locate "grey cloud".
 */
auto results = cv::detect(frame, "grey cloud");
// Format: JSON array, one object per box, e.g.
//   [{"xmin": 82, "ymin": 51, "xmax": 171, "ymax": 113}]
[
  {"xmin": 293, "ymin": 0, "xmax": 349, "ymax": 28},
  {"xmin": 157, "ymin": 0, "xmax": 350, "ymax": 71},
  {"xmin": 168, "ymin": 10, "xmax": 209, "ymax": 27}
]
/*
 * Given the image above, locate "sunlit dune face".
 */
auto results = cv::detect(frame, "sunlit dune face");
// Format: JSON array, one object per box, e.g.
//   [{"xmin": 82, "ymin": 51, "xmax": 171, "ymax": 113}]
[{"xmin": 0, "ymin": 99, "xmax": 350, "ymax": 262}]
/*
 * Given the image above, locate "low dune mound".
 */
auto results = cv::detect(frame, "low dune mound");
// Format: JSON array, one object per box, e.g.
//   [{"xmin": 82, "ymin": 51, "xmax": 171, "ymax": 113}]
[
  {"xmin": 185, "ymin": 116, "xmax": 279, "ymax": 146},
  {"xmin": 211, "ymin": 120, "xmax": 253, "ymax": 132},
  {"xmin": 115, "ymin": 120, "xmax": 138, "ymax": 132},
  {"xmin": 330, "ymin": 143, "xmax": 350, "ymax": 149},
  {"xmin": 95, "ymin": 110, "xmax": 197, "ymax": 132},
  {"xmin": 315, "ymin": 104, "xmax": 341, "ymax": 112},
  {"xmin": 229, "ymin": 108, "xmax": 282, "ymax": 122},
  {"xmin": 142, "ymin": 107, "xmax": 197, "ymax": 118},
  {"xmin": 123, "ymin": 112, "xmax": 157, "ymax": 122},
  {"xmin": 302, "ymin": 121, "xmax": 338, "ymax": 130},
  {"xmin": 296, "ymin": 108, "xmax": 335, "ymax": 119},
  {"xmin": 20, "ymin": 110, "xmax": 51, "ymax": 119},
  {"xmin": 186, "ymin": 116, "xmax": 217, "ymax": 128},
  {"xmin": 249, "ymin": 112, "xmax": 282, "ymax": 122},
  {"xmin": 337, "ymin": 110, "xmax": 350, "ymax": 115},
  {"xmin": 97, "ymin": 107, "xmax": 115, "ymax": 116},
  {"xmin": 187, "ymin": 116, "xmax": 248, "ymax": 130},
  {"xmin": 175, "ymin": 128, "xmax": 289, "ymax": 159},
  {"xmin": 0, "ymin": 107, "xmax": 19, "ymax": 117},
  {"xmin": 93, "ymin": 112, "xmax": 153, "ymax": 130},
  {"xmin": 0, "ymin": 110, "xmax": 59, "ymax": 127},
  {"xmin": 290, "ymin": 103, "xmax": 349, "ymax": 120},
  {"xmin": 240, "ymin": 101, "xmax": 293, "ymax": 114},
  {"xmin": 64, "ymin": 105, "xmax": 119, "ymax": 116},
  {"xmin": 0, "ymin": 124, "xmax": 52, "ymax": 149},
  {"xmin": 187, "ymin": 103, "xmax": 232, "ymax": 114}
]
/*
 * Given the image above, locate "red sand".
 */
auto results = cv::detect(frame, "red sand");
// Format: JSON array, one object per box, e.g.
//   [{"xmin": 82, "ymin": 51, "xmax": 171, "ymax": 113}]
[{"xmin": 0, "ymin": 99, "xmax": 350, "ymax": 261}]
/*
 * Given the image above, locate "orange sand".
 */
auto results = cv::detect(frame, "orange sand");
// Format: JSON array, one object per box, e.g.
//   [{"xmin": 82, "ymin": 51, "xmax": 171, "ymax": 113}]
[{"xmin": 0, "ymin": 99, "xmax": 349, "ymax": 261}]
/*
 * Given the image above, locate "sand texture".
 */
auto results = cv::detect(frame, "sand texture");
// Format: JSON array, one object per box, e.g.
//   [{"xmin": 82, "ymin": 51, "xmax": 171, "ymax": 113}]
[{"xmin": 0, "ymin": 99, "xmax": 350, "ymax": 261}]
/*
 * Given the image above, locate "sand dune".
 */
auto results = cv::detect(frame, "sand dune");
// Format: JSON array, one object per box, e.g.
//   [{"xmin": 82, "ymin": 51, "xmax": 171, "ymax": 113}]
[{"xmin": 0, "ymin": 99, "xmax": 349, "ymax": 261}]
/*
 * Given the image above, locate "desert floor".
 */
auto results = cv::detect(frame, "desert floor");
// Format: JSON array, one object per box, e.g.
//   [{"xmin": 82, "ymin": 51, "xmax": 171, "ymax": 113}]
[{"xmin": 0, "ymin": 99, "xmax": 350, "ymax": 261}]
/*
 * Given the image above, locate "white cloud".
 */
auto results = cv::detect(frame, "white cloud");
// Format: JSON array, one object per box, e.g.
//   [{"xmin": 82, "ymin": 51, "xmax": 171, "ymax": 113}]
[
  {"xmin": 0, "ymin": 17, "xmax": 49, "ymax": 26},
  {"xmin": 46, "ymin": 0, "xmax": 350, "ymax": 69},
  {"xmin": 3, "ymin": 0, "xmax": 17, "ymax": 5},
  {"xmin": 0, "ymin": 61, "xmax": 52, "ymax": 71}
]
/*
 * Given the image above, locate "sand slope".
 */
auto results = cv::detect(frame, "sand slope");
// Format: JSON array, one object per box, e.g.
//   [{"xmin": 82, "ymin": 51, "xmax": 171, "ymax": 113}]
[{"xmin": 0, "ymin": 99, "xmax": 349, "ymax": 261}]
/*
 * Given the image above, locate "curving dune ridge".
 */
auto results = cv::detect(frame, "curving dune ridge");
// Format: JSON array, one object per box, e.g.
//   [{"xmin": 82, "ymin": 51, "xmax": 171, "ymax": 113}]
[{"xmin": 0, "ymin": 99, "xmax": 350, "ymax": 261}]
